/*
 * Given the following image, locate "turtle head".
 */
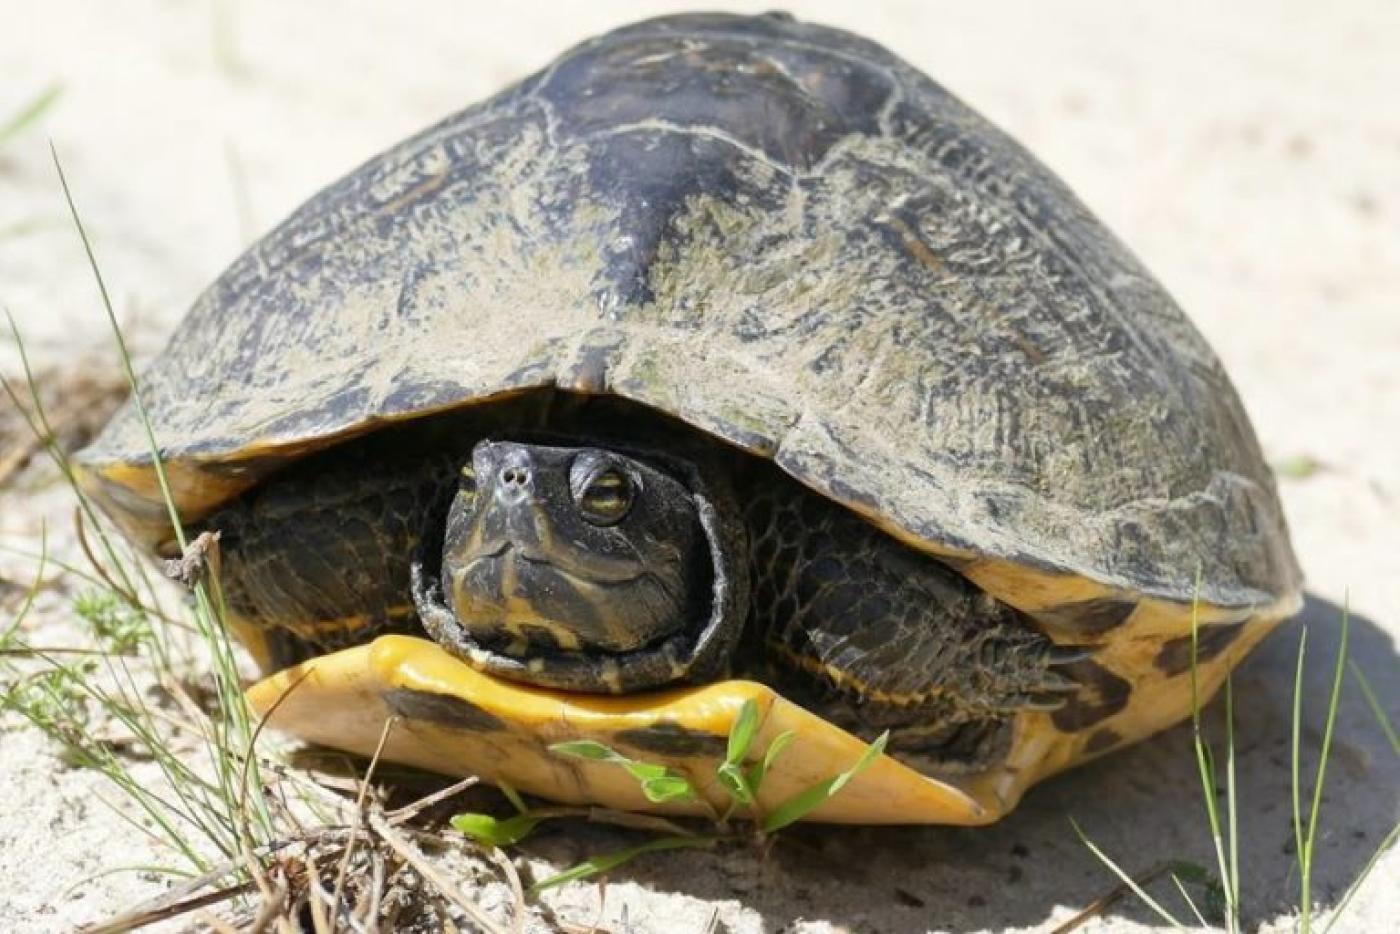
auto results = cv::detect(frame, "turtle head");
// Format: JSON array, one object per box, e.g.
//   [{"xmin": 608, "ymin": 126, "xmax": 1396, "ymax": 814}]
[{"xmin": 412, "ymin": 439, "xmax": 747, "ymax": 693}]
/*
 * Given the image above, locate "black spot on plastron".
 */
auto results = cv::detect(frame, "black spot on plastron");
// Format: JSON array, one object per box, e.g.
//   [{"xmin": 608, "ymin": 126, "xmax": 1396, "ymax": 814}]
[
  {"xmin": 1154, "ymin": 623, "xmax": 1248, "ymax": 676},
  {"xmin": 383, "ymin": 688, "xmax": 506, "ymax": 732},
  {"xmin": 1032, "ymin": 598, "xmax": 1138, "ymax": 635},
  {"xmin": 1084, "ymin": 728, "xmax": 1122, "ymax": 755},
  {"xmin": 1051, "ymin": 659, "xmax": 1132, "ymax": 732},
  {"xmin": 614, "ymin": 720, "xmax": 728, "ymax": 758}
]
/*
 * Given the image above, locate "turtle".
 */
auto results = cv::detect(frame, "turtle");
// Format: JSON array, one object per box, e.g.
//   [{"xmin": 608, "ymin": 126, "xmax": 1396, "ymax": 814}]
[{"xmin": 76, "ymin": 11, "xmax": 1302, "ymax": 825}]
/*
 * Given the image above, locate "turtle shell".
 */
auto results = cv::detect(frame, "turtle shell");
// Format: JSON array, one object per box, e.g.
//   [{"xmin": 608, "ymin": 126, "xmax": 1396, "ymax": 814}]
[{"xmin": 78, "ymin": 12, "xmax": 1302, "ymax": 818}]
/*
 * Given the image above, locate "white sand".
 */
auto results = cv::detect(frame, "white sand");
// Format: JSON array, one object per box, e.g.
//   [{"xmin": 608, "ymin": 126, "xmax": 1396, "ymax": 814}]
[{"xmin": 2, "ymin": 1, "xmax": 1396, "ymax": 931}]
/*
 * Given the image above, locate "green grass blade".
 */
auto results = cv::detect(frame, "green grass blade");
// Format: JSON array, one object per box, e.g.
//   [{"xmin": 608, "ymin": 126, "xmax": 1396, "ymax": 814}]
[
  {"xmin": 1224, "ymin": 672, "xmax": 1240, "ymax": 929},
  {"xmin": 1301, "ymin": 600, "xmax": 1351, "ymax": 934},
  {"xmin": 761, "ymin": 731, "xmax": 887, "ymax": 833},
  {"xmin": 1291, "ymin": 625, "xmax": 1308, "ymax": 915},
  {"xmin": 1070, "ymin": 817, "xmax": 1185, "ymax": 929},
  {"xmin": 0, "ymin": 83, "xmax": 62, "ymax": 147},
  {"xmin": 1320, "ymin": 818, "xmax": 1400, "ymax": 934},
  {"xmin": 1170, "ymin": 871, "xmax": 1210, "ymax": 928},
  {"xmin": 44, "ymin": 148, "xmax": 275, "ymax": 849},
  {"xmin": 1348, "ymin": 661, "xmax": 1398, "ymax": 755},
  {"xmin": 1186, "ymin": 583, "xmax": 1236, "ymax": 933},
  {"xmin": 530, "ymin": 836, "xmax": 714, "ymax": 892},
  {"xmin": 1, "ymin": 523, "xmax": 47, "ymax": 645},
  {"xmin": 51, "ymin": 147, "xmax": 187, "ymax": 548}
]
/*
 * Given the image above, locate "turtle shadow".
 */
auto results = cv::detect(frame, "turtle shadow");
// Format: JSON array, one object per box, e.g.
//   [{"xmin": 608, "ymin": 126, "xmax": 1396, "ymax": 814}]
[{"xmin": 518, "ymin": 594, "xmax": 1398, "ymax": 932}]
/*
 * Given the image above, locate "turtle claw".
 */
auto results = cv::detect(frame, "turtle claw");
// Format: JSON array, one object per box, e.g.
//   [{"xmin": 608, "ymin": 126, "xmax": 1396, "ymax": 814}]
[
  {"xmin": 1036, "ymin": 671, "xmax": 1081, "ymax": 694},
  {"xmin": 1046, "ymin": 645, "xmax": 1095, "ymax": 666},
  {"xmin": 1022, "ymin": 693, "xmax": 1069, "ymax": 712},
  {"xmin": 999, "ymin": 693, "xmax": 1069, "ymax": 713}
]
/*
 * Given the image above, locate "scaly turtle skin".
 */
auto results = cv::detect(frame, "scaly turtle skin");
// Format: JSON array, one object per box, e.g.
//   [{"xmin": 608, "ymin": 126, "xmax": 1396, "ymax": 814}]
[{"xmin": 76, "ymin": 12, "xmax": 1302, "ymax": 824}]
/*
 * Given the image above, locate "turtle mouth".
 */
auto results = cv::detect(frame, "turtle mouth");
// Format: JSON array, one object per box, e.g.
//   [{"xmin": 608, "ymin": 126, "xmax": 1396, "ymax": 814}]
[
  {"xmin": 449, "ymin": 544, "xmax": 677, "ymax": 656},
  {"xmin": 464, "ymin": 541, "xmax": 647, "ymax": 585}
]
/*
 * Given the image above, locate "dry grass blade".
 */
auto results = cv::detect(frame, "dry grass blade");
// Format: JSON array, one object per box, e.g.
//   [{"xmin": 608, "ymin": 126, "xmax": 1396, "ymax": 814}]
[
  {"xmin": 70, "ymin": 507, "xmax": 150, "ymax": 618},
  {"xmin": 481, "ymin": 843, "xmax": 526, "ymax": 934},
  {"xmin": 0, "ymin": 358, "xmax": 127, "ymax": 489},
  {"xmin": 368, "ymin": 811, "xmax": 511, "ymax": 934},
  {"xmin": 304, "ymin": 847, "xmax": 337, "ymax": 934},
  {"xmin": 77, "ymin": 880, "xmax": 255, "ymax": 934},
  {"xmin": 238, "ymin": 670, "xmax": 313, "ymax": 826},
  {"xmin": 1049, "ymin": 862, "xmax": 1175, "ymax": 934},
  {"xmin": 386, "ymin": 775, "xmax": 480, "ymax": 825},
  {"xmin": 332, "ymin": 716, "xmax": 398, "ymax": 927},
  {"xmin": 246, "ymin": 875, "xmax": 289, "ymax": 934},
  {"xmin": 196, "ymin": 911, "xmax": 241, "ymax": 934},
  {"xmin": 356, "ymin": 847, "xmax": 388, "ymax": 933}
]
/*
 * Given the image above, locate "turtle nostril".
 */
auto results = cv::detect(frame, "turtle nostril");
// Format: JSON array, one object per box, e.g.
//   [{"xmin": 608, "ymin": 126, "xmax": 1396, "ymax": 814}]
[{"xmin": 501, "ymin": 466, "xmax": 530, "ymax": 488}]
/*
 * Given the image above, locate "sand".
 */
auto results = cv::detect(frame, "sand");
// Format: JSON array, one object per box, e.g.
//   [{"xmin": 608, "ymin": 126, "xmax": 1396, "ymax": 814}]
[{"xmin": 1, "ymin": 1, "xmax": 1396, "ymax": 931}]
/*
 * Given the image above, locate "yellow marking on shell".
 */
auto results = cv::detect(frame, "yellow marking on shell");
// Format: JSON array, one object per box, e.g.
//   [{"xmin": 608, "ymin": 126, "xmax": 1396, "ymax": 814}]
[
  {"xmin": 959, "ymin": 600, "xmax": 1292, "ymax": 815},
  {"xmin": 245, "ymin": 635, "xmax": 992, "ymax": 825},
  {"xmin": 78, "ymin": 389, "xmax": 534, "ymax": 552}
]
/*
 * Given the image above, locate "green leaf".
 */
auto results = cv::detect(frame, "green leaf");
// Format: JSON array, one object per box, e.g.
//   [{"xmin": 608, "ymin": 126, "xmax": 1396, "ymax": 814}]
[
  {"xmin": 549, "ymin": 739, "xmax": 664, "ymax": 778},
  {"xmin": 746, "ymin": 730, "xmax": 795, "ymax": 794},
  {"xmin": 450, "ymin": 812, "xmax": 543, "ymax": 847},
  {"xmin": 549, "ymin": 740, "xmax": 623, "ymax": 762},
  {"xmin": 716, "ymin": 761, "xmax": 754, "ymax": 806},
  {"xmin": 530, "ymin": 836, "xmax": 714, "ymax": 892},
  {"xmin": 640, "ymin": 775, "xmax": 696, "ymax": 803},
  {"xmin": 621, "ymin": 760, "xmax": 669, "ymax": 782},
  {"xmin": 761, "ymin": 731, "xmax": 889, "ymax": 832},
  {"xmin": 829, "ymin": 731, "xmax": 888, "ymax": 796},
  {"xmin": 726, "ymin": 698, "xmax": 760, "ymax": 765}
]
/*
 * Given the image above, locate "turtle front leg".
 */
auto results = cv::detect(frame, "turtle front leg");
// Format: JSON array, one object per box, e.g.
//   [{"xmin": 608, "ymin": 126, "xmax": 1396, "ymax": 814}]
[{"xmin": 742, "ymin": 473, "xmax": 1082, "ymax": 774}]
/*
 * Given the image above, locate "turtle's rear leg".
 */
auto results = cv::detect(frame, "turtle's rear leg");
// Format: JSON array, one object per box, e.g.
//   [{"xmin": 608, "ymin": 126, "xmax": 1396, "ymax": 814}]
[{"xmin": 743, "ymin": 471, "xmax": 1080, "ymax": 773}]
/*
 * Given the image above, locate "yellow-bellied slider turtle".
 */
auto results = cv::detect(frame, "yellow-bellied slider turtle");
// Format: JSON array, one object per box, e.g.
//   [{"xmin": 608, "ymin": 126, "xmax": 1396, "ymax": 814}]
[{"xmin": 77, "ymin": 12, "xmax": 1302, "ymax": 824}]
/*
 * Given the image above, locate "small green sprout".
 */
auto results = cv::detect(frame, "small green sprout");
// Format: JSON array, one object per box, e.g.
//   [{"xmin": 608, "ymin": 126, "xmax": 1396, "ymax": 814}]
[
  {"xmin": 73, "ymin": 589, "xmax": 152, "ymax": 654},
  {"xmin": 451, "ymin": 812, "xmax": 548, "ymax": 848},
  {"xmin": 549, "ymin": 739, "xmax": 698, "ymax": 804},
  {"xmin": 717, "ymin": 697, "xmax": 791, "ymax": 809},
  {"xmin": 451, "ymin": 695, "xmax": 894, "ymax": 893}
]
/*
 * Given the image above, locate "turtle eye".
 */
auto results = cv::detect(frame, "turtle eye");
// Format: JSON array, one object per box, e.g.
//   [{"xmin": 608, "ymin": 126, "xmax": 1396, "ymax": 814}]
[{"xmin": 573, "ymin": 463, "xmax": 634, "ymax": 526}]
